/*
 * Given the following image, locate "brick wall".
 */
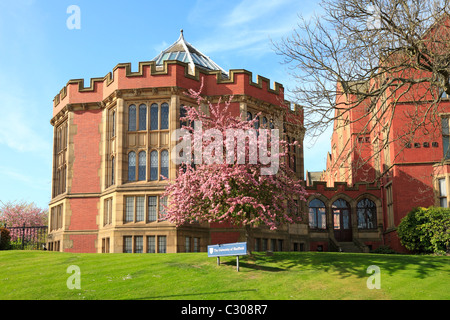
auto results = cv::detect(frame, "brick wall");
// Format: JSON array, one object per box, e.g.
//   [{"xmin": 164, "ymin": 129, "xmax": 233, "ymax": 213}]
[
  {"xmin": 210, "ymin": 231, "xmax": 241, "ymax": 245},
  {"xmin": 68, "ymin": 198, "xmax": 99, "ymax": 231},
  {"xmin": 66, "ymin": 234, "xmax": 97, "ymax": 253},
  {"xmin": 71, "ymin": 109, "xmax": 102, "ymax": 194}
]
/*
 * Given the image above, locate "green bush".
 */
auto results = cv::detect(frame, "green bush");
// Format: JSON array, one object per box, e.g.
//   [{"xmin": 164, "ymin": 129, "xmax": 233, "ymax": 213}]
[
  {"xmin": 419, "ymin": 207, "xmax": 450, "ymax": 254},
  {"xmin": 0, "ymin": 227, "xmax": 11, "ymax": 250},
  {"xmin": 398, "ymin": 206, "xmax": 450, "ymax": 254},
  {"xmin": 397, "ymin": 207, "xmax": 430, "ymax": 253},
  {"xmin": 370, "ymin": 245, "xmax": 397, "ymax": 254}
]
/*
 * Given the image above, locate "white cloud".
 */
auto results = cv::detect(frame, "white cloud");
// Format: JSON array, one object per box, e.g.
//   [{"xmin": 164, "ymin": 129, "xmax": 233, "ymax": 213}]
[
  {"xmin": 0, "ymin": 164, "xmax": 51, "ymax": 207},
  {"xmin": 194, "ymin": 20, "xmax": 298, "ymax": 58},
  {"xmin": 0, "ymin": 87, "xmax": 51, "ymax": 154},
  {"xmin": 222, "ymin": 0, "xmax": 293, "ymax": 27},
  {"xmin": 187, "ymin": 0, "xmax": 303, "ymax": 58},
  {"xmin": 0, "ymin": 165, "xmax": 45, "ymax": 189}
]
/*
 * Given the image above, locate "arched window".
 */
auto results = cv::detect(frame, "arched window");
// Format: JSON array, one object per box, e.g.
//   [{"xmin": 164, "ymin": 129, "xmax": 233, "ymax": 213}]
[
  {"xmin": 128, "ymin": 105, "xmax": 136, "ymax": 131},
  {"xmin": 161, "ymin": 103, "xmax": 169, "ymax": 130},
  {"xmin": 357, "ymin": 198, "xmax": 377, "ymax": 229},
  {"xmin": 160, "ymin": 150, "xmax": 169, "ymax": 179},
  {"xmin": 138, "ymin": 151, "xmax": 146, "ymax": 181},
  {"xmin": 262, "ymin": 116, "xmax": 268, "ymax": 128},
  {"xmin": 254, "ymin": 116, "xmax": 260, "ymax": 130},
  {"xmin": 139, "ymin": 104, "xmax": 147, "ymax": 130},
  {"xmin": 309, "ymin": 199, "xmax": 326, "ymax": 229},
  {"xmin": 150, "ymin": 103, "xmax": 159, "ymax": 130},
  {"xmin": 128, "ymin": 152, "xmax": 136, "ymax": 181},
  {"xmin": 247, "ymin": 111, "xmax": 253, "ymax": 121},
  {"xmin": 150, "ymin": 150, "xmax": 158, "ymax": 181}
]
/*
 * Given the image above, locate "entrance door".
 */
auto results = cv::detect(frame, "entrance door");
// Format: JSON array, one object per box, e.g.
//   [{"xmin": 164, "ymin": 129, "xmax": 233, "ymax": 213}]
[{"xmin": 332, "ymin": 199, "xmax": 352, "ymax": 242}]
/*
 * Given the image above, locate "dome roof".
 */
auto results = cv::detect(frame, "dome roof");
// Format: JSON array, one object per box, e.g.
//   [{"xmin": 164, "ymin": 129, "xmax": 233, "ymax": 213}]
[{"xmin": 152, "ymin": 30, "xmax": 228, "ymax": 77}]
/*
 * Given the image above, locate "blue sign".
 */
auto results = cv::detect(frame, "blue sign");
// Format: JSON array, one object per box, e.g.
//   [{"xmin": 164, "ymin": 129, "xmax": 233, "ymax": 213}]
[{"xmin": 208, "ymin": 242, "xmax": 247, "ymax": 257}]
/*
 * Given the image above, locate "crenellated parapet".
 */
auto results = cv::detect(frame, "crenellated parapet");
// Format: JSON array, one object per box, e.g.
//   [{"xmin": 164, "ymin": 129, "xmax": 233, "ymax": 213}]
[
  {"xmin": 305, "ymin": 180, "xmax": 381, "ymax": 202},
  {"xmin": 52, "ymin": 59, "xmax": 286, "ymax": 119},
  {"xmin": 306, "ymin": 180, "xmax": 380, "ymax": 191}
]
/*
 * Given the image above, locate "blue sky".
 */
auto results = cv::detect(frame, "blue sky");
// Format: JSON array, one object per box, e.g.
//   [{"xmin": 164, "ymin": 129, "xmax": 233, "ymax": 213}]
[{"xmin": 0, "ymin": 0, "xmax": 330, "ymax": 209}]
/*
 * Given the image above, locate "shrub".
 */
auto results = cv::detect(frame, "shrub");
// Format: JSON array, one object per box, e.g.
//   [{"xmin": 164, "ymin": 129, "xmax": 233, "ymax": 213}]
[
  {"xmin": 419, "ymin": 207, "xmax": 450, "ymax": 254},
  {"xmin": 370, "ymin": 245, "xmax": 397, "ymax": 254},
  {"xmin": 398, "ymin": 206, "xmax": 450, "ymax": 254},
  {"xmin": 0, "ymin": 227, "xmax": 11, "ymax": 250},
  {"xmin": 397, "ymin": 207, "xmax": 431, "ymax": 253}
]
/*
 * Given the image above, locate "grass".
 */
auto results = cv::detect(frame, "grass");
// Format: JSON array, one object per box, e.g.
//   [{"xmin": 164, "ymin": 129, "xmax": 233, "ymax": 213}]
[{"xmin": 0, "ymin": 250, "xmax": 448, "ymax": 300}]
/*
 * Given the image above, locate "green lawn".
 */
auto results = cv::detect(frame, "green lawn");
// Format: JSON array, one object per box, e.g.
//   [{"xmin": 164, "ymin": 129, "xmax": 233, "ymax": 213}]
[{"xmin": 0, "ymin": 250, "xmax": 448, "ymax": 300}]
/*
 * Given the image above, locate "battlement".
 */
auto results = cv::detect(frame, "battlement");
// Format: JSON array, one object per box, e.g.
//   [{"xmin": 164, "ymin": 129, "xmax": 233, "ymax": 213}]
[
  {"xmin": 306, "ymin": 180, "xmax": 380, "ymax": 193},
  {"xmin": 52, "ymin": 59, "xmax": 286, "ymax": 117}
]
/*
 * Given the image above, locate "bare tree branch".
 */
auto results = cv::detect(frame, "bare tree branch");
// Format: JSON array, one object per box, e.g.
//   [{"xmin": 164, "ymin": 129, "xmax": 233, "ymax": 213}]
[{"xmin": 274, "ymin": 0, "xmax": 450, "ymax": 182}]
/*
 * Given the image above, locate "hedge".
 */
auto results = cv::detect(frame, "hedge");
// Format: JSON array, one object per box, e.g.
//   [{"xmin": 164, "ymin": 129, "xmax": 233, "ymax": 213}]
[{"xmin": 0, "ymin": 227, "xmax": 11, "ymax": 250}]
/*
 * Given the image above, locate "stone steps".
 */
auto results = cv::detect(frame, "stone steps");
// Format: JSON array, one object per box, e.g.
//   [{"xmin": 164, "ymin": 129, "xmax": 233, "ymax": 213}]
[{"xmin": 338, "ymin": 241, "xmax": 363, "ymax": 253}]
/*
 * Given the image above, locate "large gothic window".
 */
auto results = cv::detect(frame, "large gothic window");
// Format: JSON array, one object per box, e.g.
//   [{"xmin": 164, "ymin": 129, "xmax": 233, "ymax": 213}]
[
  {"xmin": 357, "ymin": 198, "xmax": 377, "ymax": 229},
  {"xmin": 309, "ymin": 199, "xmax": 326, "ymax": 229}
]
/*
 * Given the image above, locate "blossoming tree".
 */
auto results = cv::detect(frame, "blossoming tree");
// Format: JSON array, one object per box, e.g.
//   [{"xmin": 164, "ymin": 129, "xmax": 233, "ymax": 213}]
[
  {"xmin": 0, "ymin": 200, "xmax": 48, "ymax": 227},
  {"xmin": 0, "ymin": 200, "xmax": 48, "ymax": 243},
  {"xmin": 162, "ymin": 85, "xmax": 308, "ymax": 253}
]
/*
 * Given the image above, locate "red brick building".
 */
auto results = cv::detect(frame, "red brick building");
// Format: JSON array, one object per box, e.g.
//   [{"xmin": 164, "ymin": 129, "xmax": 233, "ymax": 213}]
[
  {"xmin": 51, "ymin": 31, "xmax": 429, "ymax": 254},
  {"xmin": 48, "ymin": 31, "xmax": 309, "ymax": 253},
  {"xmin": 319, "ymin": 19, "xmax": 450, "ymax": 251}
]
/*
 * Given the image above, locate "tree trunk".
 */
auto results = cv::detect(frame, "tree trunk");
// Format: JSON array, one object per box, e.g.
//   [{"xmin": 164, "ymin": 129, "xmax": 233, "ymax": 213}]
[{"xmin": 245, "ymin": 225, "xmax": 254, "ymax": 256}]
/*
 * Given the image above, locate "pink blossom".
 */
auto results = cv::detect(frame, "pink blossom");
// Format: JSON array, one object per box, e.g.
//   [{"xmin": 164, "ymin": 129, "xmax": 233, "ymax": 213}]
[
  {"xmin": 0, "ymin": 200, "xmax": 48, "ymax": 242},
  {"xmin": 162, "ymin": 83, "xmax": 307, "ymax": 238}
]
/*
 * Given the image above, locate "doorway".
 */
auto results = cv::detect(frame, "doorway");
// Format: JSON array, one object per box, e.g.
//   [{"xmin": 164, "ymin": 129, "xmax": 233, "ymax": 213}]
[{"xmin": 332, "ymin": 199, "xmax": 352, "ymax": 242}]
